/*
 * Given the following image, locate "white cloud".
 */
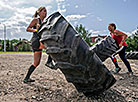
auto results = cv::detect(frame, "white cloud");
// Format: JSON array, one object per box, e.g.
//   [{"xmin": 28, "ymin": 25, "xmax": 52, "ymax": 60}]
[
  {"xmin": 0, "ymin": 1, "xmax": 14, "ymax": 10},
  {"xmin": 6, "ymin": 0, "xmax": 25, "ymax": 6},
  {"xmin": 56, "ymin": 0, "xmax": 65, "ymax": 2},
  {"xmin": 74, "ymin": 21, "xmax": 78, "ymax": 24},
  {"xmin": 75, "ymin": 5, "xmax": 78, "ymax": 8},
  {"xmin": 16, "ymin": 7, "xmax": 37, "ymax": 15},
  {"xmin": 56, "ymin": 0, "xmax": 66, "ymax": 13},
  {"xmin": 123, "ymin": 0, "xmax": 130, "ymax": 2},
  {"xmin": 66, "ymin": 15, "xmax": 86, "ymax": 21},
  {"xmin": 90, "ymin": 29, "xmax": 107, "ymax": 35},
  {"xmin": 26, "ymin": 0, "xmax": 53, "ymax": 6},
  {"xmin": 97, "ymin": 17, "xmax": 102, "ymax": 22},
  {"xmin": 0, "ymin": 0, "xmax": 54, "ymax": 40}
]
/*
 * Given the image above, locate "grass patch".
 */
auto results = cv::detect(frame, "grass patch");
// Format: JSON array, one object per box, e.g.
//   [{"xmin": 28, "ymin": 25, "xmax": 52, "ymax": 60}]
[
  {"xmin": 0, "ymin": 51, "xmax": 46, "ymax": 53},
  {"xmin": 0, "ymin": 51, "xmax": 32, "ymax": 53}
]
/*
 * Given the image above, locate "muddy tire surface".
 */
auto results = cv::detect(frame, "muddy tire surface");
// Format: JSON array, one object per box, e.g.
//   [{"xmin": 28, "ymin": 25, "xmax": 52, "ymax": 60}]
[
  {"xmin": 38, "ymin": 12, "xmax": 116, "ymax": 95},
  {"xmin": 126, "ymin": 52, "xmax": 138, "ymax": 59},
  {"xmin": 91, "ymin": 36, "xmax": 119, "ymax": 62}
]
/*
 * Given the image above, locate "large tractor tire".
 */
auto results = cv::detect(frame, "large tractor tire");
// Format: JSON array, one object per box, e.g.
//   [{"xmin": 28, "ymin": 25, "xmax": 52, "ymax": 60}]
[
  {"xmin": 91, "ymin": 36, "xmax": 119, "ymax": 62},
  {"xmin": 126, "ymin": 52, "xmax": 138, "ymax": 59},
  {"xmin": 38, "ymin": 12, "xmax": 116, "ymax": 95}
]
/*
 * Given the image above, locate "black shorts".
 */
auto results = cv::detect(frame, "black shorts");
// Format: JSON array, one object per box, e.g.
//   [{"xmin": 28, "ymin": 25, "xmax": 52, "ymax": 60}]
[
  {"xmin": 33, "ymin": 49, "xmax": 42, "ymax": 52},
  {"xmin": 31, "ymin": 37, "xmax": 42, "ymax": 52}
]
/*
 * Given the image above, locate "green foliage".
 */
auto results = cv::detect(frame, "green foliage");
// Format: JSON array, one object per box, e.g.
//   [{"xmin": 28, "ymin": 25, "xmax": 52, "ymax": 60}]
[
  {"xmin": 75, "ymin": 24, "xmax": 92, "ymax": 46},
  {"xmin": 9, "ymin": 41, "xmax": 14, "ymax": 51},
  {"xmin": 0, "ymin": 39, "xmax": 32, "ymax": 52},
  {"xmin": 17, "ymin": 42, "xmax": 32, "ymax": 52},
  {"xmin": 91, "ymin": 42, "xmax": 96, "ymax": 46},
  {"xmin": 6, "ymin": 40, "xmax": 10, "ymax": 51},
  {"xmin": 0, "ymin": 40, "xmax": 4, "ymax": 51},
  {"xmin": 26, "ymin": 43, "xmax": 31, "ymax": 51},
  {"xmin": 126, "ymin": 27, "xmax": 138, "ymax": 51}
]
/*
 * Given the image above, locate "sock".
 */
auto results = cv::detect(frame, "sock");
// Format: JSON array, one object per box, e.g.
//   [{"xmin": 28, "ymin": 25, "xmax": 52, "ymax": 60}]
[
  {"xmin": 112, "ymin": 56, "xmax": 120, "ymax": 68},
  {"xmin": 24, "ymin": 65, "xmax": 36, "ymax": 80}
]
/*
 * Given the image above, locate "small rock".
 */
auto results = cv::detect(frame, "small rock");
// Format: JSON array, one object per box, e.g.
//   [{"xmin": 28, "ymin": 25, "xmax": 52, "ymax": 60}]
[
  {"xmin": 128, "ymin": 100, "xmax": 133, "ymax": 102},
  {"xmin": 32, "ymin": 96, "xmax": 36, "ymax": 99}
]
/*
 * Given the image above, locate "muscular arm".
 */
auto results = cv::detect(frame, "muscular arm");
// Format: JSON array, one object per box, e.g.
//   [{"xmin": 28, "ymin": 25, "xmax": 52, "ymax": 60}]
[
  {"xmin": 26, "ymin": 18, "xmax": 39, "ymax": 32},
  {"xmin": 114, "ymin": 30, "xmax": 127, "ymax": 47},
  {"xmin": 114, "ymin": 30, "xmax": 127, "ymax": 41}
]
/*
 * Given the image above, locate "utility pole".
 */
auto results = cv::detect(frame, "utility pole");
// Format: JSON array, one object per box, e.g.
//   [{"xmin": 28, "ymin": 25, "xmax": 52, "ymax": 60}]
[
  {"xmin": 4, "ymin": 24, "xmax": 6, "ymax": 52},
  {"xmin": 0, "ymin": 23, "xmax": 6, "ymax": 52}
]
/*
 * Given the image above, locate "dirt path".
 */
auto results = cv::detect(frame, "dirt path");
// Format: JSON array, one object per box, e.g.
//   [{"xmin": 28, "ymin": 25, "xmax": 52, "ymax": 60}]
[{"xmin": 0, "ymin": 53, "xmax": 138, "ymax": 102}]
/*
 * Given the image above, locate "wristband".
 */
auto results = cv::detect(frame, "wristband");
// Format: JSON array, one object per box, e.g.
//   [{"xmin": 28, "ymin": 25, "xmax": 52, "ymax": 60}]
[{"xmin": 35, "ymin": 29, "xmax": 38, "ymax": 32}]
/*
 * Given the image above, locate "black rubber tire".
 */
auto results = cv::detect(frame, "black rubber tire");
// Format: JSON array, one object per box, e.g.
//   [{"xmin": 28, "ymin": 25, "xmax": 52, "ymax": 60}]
[
  {"xmin": 126, "ymin": 52, "xmax": 138, "ymax": 59},
  {"xmin": 91, "ymin": 36, "xmax": 119, "ymax": 62},
  {"xmin": 38, "ymin": 12, "xmax": 116, "ymax": 95}
]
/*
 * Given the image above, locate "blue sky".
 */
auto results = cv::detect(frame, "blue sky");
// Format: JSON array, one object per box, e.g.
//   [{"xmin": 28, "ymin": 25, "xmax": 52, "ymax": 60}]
[{"xmin": 0, "ymin": 0, "xmax": 138, "ymax": 40}]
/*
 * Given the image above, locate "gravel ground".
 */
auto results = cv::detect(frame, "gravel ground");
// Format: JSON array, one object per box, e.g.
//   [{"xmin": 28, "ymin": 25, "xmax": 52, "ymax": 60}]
[{"xmin": 0, "ymin": 52, "xmax": 138, "ymax": 102}]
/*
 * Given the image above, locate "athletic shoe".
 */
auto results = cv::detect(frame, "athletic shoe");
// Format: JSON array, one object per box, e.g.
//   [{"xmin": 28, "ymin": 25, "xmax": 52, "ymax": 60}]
[
  {"xmin": 23, "ymin": 78, "xmax": 35, "ymax": 83},
  {"xmin": 114, "ymin": 67, "xmax": 121, "ymax": 73},
  {"xmin": 127, "ymin": 72, "xmax": 133, "ymax": 76}
]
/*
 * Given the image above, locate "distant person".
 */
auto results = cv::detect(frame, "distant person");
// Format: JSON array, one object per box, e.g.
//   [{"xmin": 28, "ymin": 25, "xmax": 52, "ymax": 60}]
[
  {"xmin": 24, "ymin": 6, "xmax": 53, "ymax": 83},
  {"xmin": 108, "ymin": 23, "xmax": 133, "ymax": 75}
]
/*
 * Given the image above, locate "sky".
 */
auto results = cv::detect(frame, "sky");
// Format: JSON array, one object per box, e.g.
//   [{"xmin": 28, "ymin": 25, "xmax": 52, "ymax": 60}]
[{"xmin": 0, "ymin": 0, "xmax": 138, "ymax": 40}]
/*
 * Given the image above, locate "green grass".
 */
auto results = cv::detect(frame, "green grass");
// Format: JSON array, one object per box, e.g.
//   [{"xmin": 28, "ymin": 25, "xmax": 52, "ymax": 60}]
[
  {"xmin": 0, "ymin": 51, "xmax": 46, "ymax": 53},
  {"xmin": 0, "ymin": 51, "xmax": 32, "ymax": 53}
]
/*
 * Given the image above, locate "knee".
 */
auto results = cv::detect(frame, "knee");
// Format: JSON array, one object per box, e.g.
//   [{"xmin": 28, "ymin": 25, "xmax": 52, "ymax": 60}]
[
  {"xmin": 119, "ymin": 54, "xmax": 126, "ymax": 60},
  {"xmin": 33, "ymin": 62, "xmax": 40, "ymax": 67},
  {"xmin": 121, "ymin": 57, "xmax": 128, "ymax": 63}
]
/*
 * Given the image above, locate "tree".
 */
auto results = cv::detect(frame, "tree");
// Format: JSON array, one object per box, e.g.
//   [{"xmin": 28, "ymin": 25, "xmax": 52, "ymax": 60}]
[
  {"xmin": 0, "ymin": 39, "xmax": 32, "ymax": 52},
  {"xmin": 22, "ymin": 42, "xmax": 26, "ymax": 51},
  {"xmin": 0, "ymin": 40, "xmax": 2, "ymax": 51},
  {"xmin": 126, "ymin": 27, "xmax": 138, "ymax": 51},
  {"xmin": 1, "ymin": 40, "xmax": 4, "ymax": 51},
  {"xmin": 75, "ymin": 24, "xmax": 92, "ymax": 46},
  {"xmin": 26, "ymin": 43, "xmax": 31, "ymax": 51},
  {"xmin": 6, "ymin": 40, "xmax": 10, "ymax": 51},
  {"xmin": 9, "ymin": 41, "xmax": 14, "ymax": 51}
]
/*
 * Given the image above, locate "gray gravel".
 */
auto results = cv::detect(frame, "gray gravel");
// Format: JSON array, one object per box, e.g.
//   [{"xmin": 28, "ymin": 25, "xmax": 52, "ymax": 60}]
[{"xmin": 0, "ymin": 53, "xmax": 138, "ymax": 102}]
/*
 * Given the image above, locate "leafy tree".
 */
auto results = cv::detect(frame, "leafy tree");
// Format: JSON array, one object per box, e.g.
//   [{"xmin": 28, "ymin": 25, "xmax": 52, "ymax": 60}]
[
  {"xmin": 0, "ymin": 38, "xmax": 32, "ymax": 52},
  {"xmin": 0, "ymin": 40, "xmax": 2, "ymax": 51},
  {"xmin": 75, "ymin": 24, "xmax": 92, "ymax": 46},
  {"xmin": 6, "ymin": 40, "xmax": 10, "ymax": 51},
  {"xmin": 26, "ymin": 43, "xmax": 31, "ymax": 51},
  {"xmin": 22, "ymin": 42, "xmax": 26, "ymax": 51},
  {"xmin": 1, "ymin": 40, "xmax": 4, "ymax": 51},
  {"xmin": 126, "ymin": 27, "xmax": 138, "ymax": 51},
  {"xmin": 9, "ymin": 41, "xmax": 14, "ymax": 51}
]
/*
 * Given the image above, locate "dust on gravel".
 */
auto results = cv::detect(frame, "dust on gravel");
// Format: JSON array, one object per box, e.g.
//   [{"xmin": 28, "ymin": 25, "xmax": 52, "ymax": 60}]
[{"xmin": 0, "ymin": 53, "xmax": 138, "ymax": 102}]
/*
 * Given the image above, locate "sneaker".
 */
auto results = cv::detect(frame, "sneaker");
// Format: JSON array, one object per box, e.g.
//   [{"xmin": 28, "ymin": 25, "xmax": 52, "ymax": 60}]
[
  {"xmin": 127, "ymin": 72, "xmax": 133, "ymax": 76},
  {"xmin": 114, "ymin": 67, "xmax": 121, "ymax": 74},
  {"xmin": 23, "ymin": 78, "xmax": 35, "ymax": 83}
]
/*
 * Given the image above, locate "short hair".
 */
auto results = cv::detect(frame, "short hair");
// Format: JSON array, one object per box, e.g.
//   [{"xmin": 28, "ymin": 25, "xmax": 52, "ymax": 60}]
[{"xmin": 109, "ymin": 23, "xmax": 116, "ymax": 30}]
